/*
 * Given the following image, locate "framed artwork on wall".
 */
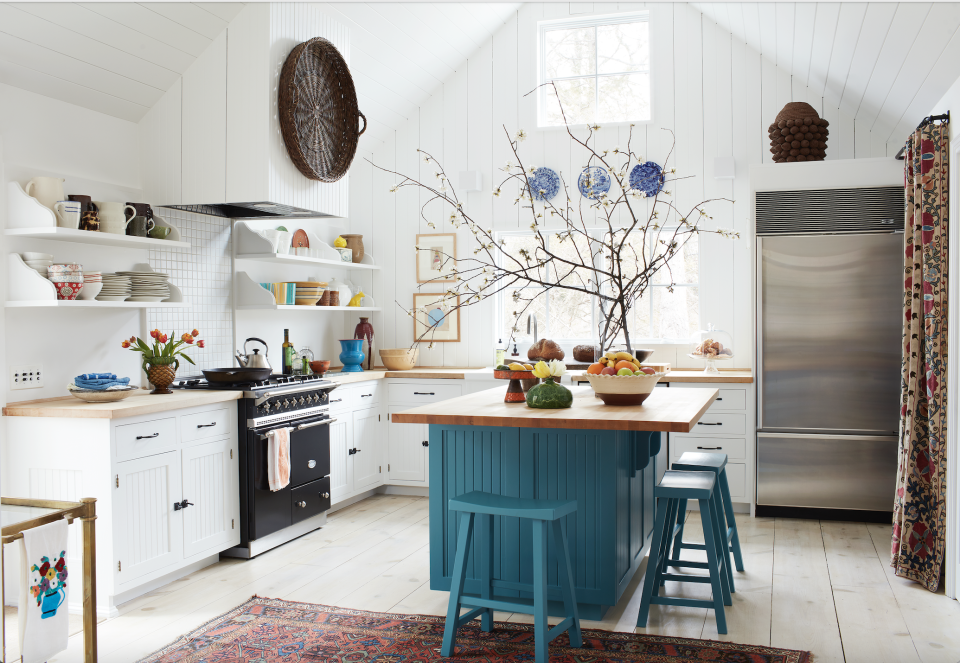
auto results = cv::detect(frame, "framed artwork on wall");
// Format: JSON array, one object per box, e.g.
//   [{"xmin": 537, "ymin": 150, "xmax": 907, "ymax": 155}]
[
  {"xmin": 413, "ymin": 293, "xmax": 461, "ymax": 343},
  {"xmin": 416, "ymin": 233, "xmax": 457, "ymax": 283}
]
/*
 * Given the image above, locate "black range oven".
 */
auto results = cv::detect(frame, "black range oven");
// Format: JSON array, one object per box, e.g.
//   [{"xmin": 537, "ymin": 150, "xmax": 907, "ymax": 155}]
[{"xmin": 172, "ymin": 374, "xmax": 339, "ymax": 558}]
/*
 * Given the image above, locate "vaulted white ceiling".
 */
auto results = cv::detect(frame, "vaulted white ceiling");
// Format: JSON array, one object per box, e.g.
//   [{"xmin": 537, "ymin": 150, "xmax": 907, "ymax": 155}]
[
  {"xmin": 0, "ymin": 2, "xmax": 246, "ymax": 121},
  {"xmin": 692, "ymin": 2, "xmax": 960, "ymax": 146}
]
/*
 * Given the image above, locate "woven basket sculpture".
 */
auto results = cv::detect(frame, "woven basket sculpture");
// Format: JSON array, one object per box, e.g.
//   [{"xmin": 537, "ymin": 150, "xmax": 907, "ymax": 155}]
[
  {"xmin": 768, "ymin": 102, "xmax": 829, "ymax": 163},
  {"xmin": 279, "ymin": 37, "xmax": 366, "ymax": 183}
]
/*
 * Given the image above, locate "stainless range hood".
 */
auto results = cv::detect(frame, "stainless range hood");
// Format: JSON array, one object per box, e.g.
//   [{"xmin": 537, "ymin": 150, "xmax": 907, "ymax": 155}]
[{"xmin": 161, "ymin": 201, "xmax": 334, "ymax": 219}]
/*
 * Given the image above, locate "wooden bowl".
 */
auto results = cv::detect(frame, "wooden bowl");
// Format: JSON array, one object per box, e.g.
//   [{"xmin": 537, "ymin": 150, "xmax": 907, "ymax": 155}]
[
  {"xmin": 309, "ymin": 360, "xmax": 331, "ymax": 375},
  {"xmin": 380, "ymin": 348, "xmax": 419, "ymax": 370},
  {"xmin": 583, "ymin": 372, "xmax": 664, "ymax": 406},
  {"xmin": 493, "ymin": 370, "xmax": 535, "ymax": 380}
]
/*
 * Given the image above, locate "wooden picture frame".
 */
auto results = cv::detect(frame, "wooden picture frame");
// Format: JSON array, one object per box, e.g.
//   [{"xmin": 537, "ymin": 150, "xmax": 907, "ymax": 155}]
[
  {"xmin": 416, "ymin": 233, "xmax": 457, "ymax": 283},
  {"xmin": 413, "ymin": 293, "xmax": 461, "ymax": 343}
]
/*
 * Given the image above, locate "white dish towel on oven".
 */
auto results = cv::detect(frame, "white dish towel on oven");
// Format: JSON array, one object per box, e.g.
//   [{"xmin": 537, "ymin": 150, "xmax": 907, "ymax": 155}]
[
  {"xmin": 267, "ymin": 427, "xmax": 292, "ymax": 491},
  {"xmin": 19, "ymin": 518, "xmax": 69, "ymax": 663}
]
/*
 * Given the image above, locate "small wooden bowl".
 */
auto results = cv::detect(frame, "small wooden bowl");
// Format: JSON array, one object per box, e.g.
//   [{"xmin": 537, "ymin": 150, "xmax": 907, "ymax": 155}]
[
  {"xmin": 309, "ymin": 360, "xmax": 331, "ymax": 375},
  {"xmin": 493, "ymin": 370, "xmax": 535, "ymax": 403}
]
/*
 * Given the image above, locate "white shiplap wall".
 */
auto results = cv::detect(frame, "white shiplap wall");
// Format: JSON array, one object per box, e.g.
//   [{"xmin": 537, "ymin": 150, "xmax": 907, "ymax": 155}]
[{"xmin": 361, "ymin": 2, "xmax": 899, "ymax": 369}]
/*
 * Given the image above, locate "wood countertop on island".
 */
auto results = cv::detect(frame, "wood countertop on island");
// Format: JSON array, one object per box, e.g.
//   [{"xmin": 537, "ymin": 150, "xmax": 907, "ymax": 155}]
[{"xmin": 392, "ymin": 384, "xmax": 719, "ymax": 433}]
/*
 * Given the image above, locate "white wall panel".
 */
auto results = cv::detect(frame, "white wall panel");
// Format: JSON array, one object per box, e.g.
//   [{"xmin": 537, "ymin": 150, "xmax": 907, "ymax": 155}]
[{"xmin": 181, "ymin": 30, "xmax": 227, "ymax": 206}]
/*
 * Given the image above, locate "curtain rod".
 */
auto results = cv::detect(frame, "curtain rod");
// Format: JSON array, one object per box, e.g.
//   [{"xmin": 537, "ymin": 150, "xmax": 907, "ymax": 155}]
[{"xmin": 895, "ymin": 110, "xmax": 950, "ymax": 160}]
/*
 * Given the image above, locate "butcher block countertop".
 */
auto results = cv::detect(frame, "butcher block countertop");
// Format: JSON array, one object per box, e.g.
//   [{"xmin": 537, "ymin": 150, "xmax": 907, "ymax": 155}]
[
  {"xmin": 2, "ymin": 390, "xmax": 242, "ymax": 419},
  {"xmin": 331, "ymin": 368, "xmax": 754, "ymax": 385},
  {"xmin": 392, "ymin": 384, "xmax": 719, "ymax": 433}
]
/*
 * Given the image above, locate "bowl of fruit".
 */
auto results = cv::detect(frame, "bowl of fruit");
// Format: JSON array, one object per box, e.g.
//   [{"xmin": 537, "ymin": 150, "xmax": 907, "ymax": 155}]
[
  {"xmin": 494, "ymin": 362, "xmax": 537, "ymax": 402},
  {"xmin": 583, "ymin": 352, "xmax": 665, "ymax": 405}
]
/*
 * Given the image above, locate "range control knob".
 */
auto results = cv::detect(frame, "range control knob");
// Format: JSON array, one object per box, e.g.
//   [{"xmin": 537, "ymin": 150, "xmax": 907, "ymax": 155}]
[
  {"xmin": 299, "ymin": 396, "xmax": 306, "ymax": 405},
  {"xmin": 282, "ymin": 399, "xmax": 290, "ymax": 408},
  {"xmin": 262, "ymin": 402, "xmax": 271, "ymax": 412}
]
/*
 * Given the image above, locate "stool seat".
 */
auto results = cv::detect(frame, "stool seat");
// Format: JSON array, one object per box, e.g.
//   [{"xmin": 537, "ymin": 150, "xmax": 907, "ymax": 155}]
[
  {"xmin": 656, "ymin": 470, "xmax": 716, "ymax": 499},
  {"xmin": 673, "ymin": 451, "xmax": 728, "ymax": 472},
  {"xmin": 450, "ymin": 491, "xmax": 577, "ymax": 520}
]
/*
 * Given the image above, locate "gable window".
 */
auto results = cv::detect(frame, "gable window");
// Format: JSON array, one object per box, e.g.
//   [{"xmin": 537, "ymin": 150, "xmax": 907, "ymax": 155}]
[{"xmin": 538, "ymin": 12, "xmax": 651, "ymax": 128}]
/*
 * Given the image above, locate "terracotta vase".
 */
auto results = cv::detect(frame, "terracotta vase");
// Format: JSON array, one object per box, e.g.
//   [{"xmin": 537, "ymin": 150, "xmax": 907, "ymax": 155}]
[
  {"xmin": 340, "ymin": 234, "xmax": 364, "ymax": 263},
  {"xmin": 354, "ymin": 317, "xmax": 375, "ymax": 370},
  {"xmin": 145, "ymin": 357, "xmax": 179, "ymax": 395}
]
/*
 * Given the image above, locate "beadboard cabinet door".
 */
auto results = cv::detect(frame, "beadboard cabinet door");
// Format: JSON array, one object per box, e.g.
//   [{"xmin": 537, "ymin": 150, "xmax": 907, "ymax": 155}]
[
  {"xmin": 387, "ymin": 407, "xmax": 427, "ymax": 483},
  {"xmin": 329, "ymin": 416, "xmax": 354, "ymax": 502},
  {"xmin": 181, "ymin": 438, "xmax": 240, "ymax": 559},
  {"xmin": 352, "ymin": 407, "xmax": 383, "ymax": 491},
  {"xmin": 115, "ymin": 451, "xmax": 183, "ymax": 585}
]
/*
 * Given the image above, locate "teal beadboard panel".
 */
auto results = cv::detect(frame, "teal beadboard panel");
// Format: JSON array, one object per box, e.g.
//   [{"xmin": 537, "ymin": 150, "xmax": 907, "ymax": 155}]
[{"xmin": 429, "ymin": 424, "xmax": 659, "ymax": 620}]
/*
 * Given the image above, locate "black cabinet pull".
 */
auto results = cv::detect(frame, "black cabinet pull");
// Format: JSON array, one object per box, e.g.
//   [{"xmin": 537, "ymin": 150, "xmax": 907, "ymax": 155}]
[
  {"xmin": 715, "ymin": 397, "xmax": 723, "ymax": 401},
  {"xmin": 361, "ymin": 394, "xmax": 373, "ymax": 397},
  {"xmin": 697, "ymin": 422, "xmax": 722, "ymax": 426},
  {"xmin": 136, "ymin": 433, "xmax": 159, "ymax": 440},
  {"xmin": 174, "ymin": 499, "xmax": 193, "ymax": 510},
  {"xmin": 414, "ymin": 392, "xmax": 435, "ymax": 395},
  {"xmin": 197, "ymin": 422, "xmax": 217, "ymax": 428},
  {"xmin": 348, "ymin": 448, "xmax": 360, "ymax": 455},
  {"xmin": 422, "ymin": 440, "xmax": 429, "ymax": 447},
  {"xmin": 697, "ymin": 446, "xmax": 723, "ymax": 450},
  {"xmin": 331, "ymin": 398, "xmax": 343, "ymax": 403}
]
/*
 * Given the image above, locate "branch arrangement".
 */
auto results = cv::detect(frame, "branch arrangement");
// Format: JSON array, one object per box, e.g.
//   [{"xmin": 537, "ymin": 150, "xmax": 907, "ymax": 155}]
[{"xmin": 372, "ymin": 84, "xmax": 738, "ymax": 354}]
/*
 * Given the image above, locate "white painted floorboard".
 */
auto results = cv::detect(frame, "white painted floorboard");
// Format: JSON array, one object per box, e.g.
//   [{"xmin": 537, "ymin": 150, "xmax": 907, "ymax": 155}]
[{"xmin": 40, "ymin": 495, "xmax": 960, "ymax": 662}]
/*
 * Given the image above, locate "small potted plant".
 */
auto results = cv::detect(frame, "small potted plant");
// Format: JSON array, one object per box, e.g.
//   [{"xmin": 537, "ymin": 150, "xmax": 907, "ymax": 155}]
[
  {"xmin": 526, "ymin": 360, "xmax": 572, "ymax": 409},
  {"xmin": 122, "ymin": 329, "xmax": 205, "ymax": 394}
]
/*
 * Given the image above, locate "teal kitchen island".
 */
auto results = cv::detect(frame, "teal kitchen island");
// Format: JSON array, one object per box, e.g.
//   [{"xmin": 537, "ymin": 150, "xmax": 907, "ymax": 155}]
[{"xmin": 392, "ymin": 384, "xmax": 718, "ymax": 619}]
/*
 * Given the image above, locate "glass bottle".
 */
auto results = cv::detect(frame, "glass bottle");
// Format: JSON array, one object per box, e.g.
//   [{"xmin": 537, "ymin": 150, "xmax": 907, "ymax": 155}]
[
  {"xmin": 494, "ymin": 338, "xmax": 506, "ymax": 367},
  {"xmin": 282, "ymin": 328, "xmax": 295, "ymax": 375},
  {"xmin": 299, "ymin": 347, "xmax": 315, "ymax": 375}
]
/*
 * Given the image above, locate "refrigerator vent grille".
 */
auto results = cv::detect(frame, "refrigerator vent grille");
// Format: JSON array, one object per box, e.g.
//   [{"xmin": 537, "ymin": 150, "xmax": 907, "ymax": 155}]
[{"xmin": 756, "ymin": 186, "xmax": 904, "ymax": 235}]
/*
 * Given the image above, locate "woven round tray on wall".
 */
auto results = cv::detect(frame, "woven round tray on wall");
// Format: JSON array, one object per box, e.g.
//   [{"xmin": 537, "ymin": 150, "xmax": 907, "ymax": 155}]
[{"xmin": 278, "ymin": 37, "xmax": 366, "ymax": 183}]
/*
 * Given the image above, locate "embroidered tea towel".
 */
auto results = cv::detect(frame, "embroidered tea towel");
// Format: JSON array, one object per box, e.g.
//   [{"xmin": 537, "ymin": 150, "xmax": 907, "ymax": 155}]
[
  {"xmin": 19, "ymin": 518, "xmax": 69, "ymax": 663},
  {"xmin": 267, "ymin": 427, "xmax": 292, "ymax": 491}
]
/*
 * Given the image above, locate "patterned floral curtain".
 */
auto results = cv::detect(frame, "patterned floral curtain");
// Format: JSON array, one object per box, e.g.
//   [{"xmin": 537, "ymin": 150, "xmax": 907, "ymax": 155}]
[{"xmin": 892, "ymin": 120, "xmax": 949, "ymax": 592}]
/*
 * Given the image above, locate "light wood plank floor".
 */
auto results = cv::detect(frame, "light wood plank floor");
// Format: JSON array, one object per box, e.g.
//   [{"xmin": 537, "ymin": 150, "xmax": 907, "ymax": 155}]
[{"xmin": 44, "ymin": 495, "xmax": 960, "ymax": 662}]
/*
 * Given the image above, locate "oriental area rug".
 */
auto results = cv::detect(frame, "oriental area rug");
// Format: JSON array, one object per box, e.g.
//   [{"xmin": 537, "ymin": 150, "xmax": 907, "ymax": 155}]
[{"xmin": 138, "ymin": 596, "xmax": 812, "ymax": 663}]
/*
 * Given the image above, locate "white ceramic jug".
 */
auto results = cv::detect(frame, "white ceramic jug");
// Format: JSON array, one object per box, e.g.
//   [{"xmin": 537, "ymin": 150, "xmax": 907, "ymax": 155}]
[
  {"xmin": 24, "ymin": 177, "xmax": 65, "ymax": 211},
  {"xmin": 94, "ymin": 201, "xmax": 137, "ymax": 235}
]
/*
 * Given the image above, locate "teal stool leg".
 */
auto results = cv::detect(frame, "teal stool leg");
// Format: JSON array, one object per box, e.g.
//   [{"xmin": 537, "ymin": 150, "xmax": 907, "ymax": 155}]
[
  {"xmin": 637, "ymin": 495, "xmax": 670, "ymax": 628},
  {"xmin": 718, "ymin": 468, "xmax": 745, "ymax": 572},
  {"xmin": 710, "ymin": 489, "xmax": 736, "ymax": 594},
  {"xmin": 659, "ymin": 497, "xmax": 680, "ymax": 586},
  {"xmin": 441, "ymin": 511, "xmax": 475, "ymax": 657},
  {"xmin": 552, "ymin": 519, "xmax": 582, "ymax": 648},
  {"xmin": 531, "ymin": 519, "xmax": 549, "ymax": 663},
  {"xmin": 667, "ymin": 498, "xmax": 688, "ymax": 567},
  {"xmin": 480, "ymin": 513, "xmax": 494, "ymax": 632},
  {"xmin": 698, "ymin": 498, "xmax": 727, "ymax": 634}
]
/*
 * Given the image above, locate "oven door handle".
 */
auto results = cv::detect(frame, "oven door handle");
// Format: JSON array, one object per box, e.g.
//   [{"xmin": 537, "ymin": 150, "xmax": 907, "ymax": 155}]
[{"xmin": 297, "ymin": 418, "xmax": 337, "ymax": 431}]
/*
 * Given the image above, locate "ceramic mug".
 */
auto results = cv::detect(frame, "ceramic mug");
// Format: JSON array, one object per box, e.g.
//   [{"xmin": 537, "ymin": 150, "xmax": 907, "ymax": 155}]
[
  {"xmin": 276, "ymin": 231, "xmax": 292, "ymax": 255},
  {"xmin": 53, "ymin": 201, "xmax": 81, "ymax": 229},
  {"xmin": 127, "ymin": 216, "xmax": 155, "ymax": 237},
  {"xmin": 94, "ymin": 202, "xmax": 137, "ymax": 235},
  {"xmin": 148, "ymin": 226, "xmax": 171, "ymax": 240},
  {"xmin": 126, "ymin": 202, "xmax": 153, "ymax": 219},
  {"xmin": 24, "ymin": 177, "xmax": 65, "ymax": 211}
]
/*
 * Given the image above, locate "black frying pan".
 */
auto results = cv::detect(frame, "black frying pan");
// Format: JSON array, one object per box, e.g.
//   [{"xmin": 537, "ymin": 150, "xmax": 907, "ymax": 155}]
[{"xmin": 202, "ymin": 367, "xmax": 273, "ymax": 383}]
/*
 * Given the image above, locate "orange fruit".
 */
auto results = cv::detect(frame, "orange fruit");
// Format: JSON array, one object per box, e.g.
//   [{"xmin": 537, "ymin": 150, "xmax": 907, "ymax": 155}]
[
  {"xmin": 614, "ymin": 360, "xmax": 636, "ymax": 372},
  {"xmin": 587, "ymin": 363, "xmax": 604, "ymax": 375}
]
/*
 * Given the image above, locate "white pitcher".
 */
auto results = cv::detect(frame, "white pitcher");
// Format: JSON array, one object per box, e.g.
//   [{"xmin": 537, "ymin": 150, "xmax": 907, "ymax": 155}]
[
  {"xmin": 94, "ymin": 201, "xmax": 137, "ymax": 235},
  {"xmin": 24, "ymin": 177, "xmax": 65, "ymax": 211}
]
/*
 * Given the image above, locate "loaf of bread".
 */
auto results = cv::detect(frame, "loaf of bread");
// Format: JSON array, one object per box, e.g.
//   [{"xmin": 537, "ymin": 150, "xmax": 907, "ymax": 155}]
[
  {"xmin": 573, "ymin": 344, "xmax": 600, "ymax": 363},
  {"xmin": 527, "ymin": 338, "xmax": 565, "ymax": 361}
]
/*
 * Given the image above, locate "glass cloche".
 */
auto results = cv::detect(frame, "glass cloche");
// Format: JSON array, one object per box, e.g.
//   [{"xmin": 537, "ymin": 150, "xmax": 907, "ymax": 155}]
[{"xmin": 688, "ymin": 323, "xmax": 734, "ymax": 374}]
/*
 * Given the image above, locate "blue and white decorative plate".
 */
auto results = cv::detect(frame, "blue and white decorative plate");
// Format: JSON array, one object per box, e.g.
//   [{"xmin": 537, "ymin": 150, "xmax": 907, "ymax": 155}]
[
  {"xmin": 629, "ymin": 161, "xmax": 664, "ymax": 196},
  {"xmin": 578, "ymin": 166, "xmax": 611, "ymax": 199},
  {"xmin": 527, "ymin": 167, "xmax": 560, "ymax": 202}
]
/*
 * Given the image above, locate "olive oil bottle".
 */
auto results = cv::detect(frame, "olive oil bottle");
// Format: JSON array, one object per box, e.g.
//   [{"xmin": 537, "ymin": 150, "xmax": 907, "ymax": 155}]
[{"xmin": 282, "ymin": 328, "xmax": 295, "ymax": 375}]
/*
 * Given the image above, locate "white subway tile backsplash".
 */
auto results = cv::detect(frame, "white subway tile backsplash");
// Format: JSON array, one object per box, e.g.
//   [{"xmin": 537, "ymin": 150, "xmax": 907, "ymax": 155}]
[{"xmin": 147, "ymin": 210, "xmax": 232, "ymax": 377}]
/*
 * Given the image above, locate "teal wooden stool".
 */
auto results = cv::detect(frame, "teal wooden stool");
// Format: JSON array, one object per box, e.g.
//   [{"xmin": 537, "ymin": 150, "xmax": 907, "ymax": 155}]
[
  {"xmin": 637, "ymin": 470, "xmax": 732, "ymax": 634},
  {"xmin": 441, "ymin": 491, "xmax": 583, "ymax": 662},
  {"xmin": 666, "ymin": 452, "xmax": 745, "ymax": 589}
]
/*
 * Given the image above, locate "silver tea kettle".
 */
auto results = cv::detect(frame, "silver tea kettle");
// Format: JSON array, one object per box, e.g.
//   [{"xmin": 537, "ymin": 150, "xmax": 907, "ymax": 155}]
[{"xmin": 235, "ymin": 337, "xmax": 271, "ymax": 370}]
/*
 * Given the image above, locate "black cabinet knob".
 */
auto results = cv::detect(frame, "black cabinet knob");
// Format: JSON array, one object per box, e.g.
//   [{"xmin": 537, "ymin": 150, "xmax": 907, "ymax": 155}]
[{"xmin": 422, "ymin": 440, "xmax": 429, "ymax": 447}]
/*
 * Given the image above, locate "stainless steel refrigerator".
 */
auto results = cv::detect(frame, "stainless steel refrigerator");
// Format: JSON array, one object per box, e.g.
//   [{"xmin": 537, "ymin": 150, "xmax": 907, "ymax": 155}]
[{"xmin": 756, "ymin": 186, "xmax": 903, "ymax": 512}]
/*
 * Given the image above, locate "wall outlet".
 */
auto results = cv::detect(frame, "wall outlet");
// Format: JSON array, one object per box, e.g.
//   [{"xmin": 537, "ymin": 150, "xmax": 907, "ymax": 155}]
[{"xmin": 11, "ymin": 365, "xmax": 43, "ymax": 390}]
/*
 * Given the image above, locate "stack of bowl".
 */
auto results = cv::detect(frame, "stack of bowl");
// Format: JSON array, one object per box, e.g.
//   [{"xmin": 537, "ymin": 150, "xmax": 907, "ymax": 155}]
[
  {"xmin": 21, "ymin": 252, "xmax": 53, "ymax": 275},
  {"xmin": 79, "ymin": 271, "xmax": 103, "ymax": 300},
  {"xmin": 47, "ymin": 263, "xmax": 84, "ymax": 300},
  {"xmin": 294, "ymin": 281, "xmax": 326, "ymax": 306}
]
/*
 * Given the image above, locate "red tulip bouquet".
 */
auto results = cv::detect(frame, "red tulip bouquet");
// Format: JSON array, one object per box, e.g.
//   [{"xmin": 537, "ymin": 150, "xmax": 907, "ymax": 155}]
[{"xmin": 122, "ymin": 329, "xmax": 205, "ymax": 394}]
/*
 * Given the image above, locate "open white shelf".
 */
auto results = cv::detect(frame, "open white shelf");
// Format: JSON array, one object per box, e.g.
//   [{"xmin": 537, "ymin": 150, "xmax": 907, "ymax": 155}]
[
  {"xmin": 6, "ymin": 254, "xmax": 190, "ymax": 309},
  {"xmin": 234, "ymin": 221, "xmax": 379, "ymax": 271},
  {"xmin": 6, "ymin": 182, "xmax": 189, "ymax": 249},
  {"xmin": 236, "ymin": 271, "xmax": 380, "ymax": 311}
]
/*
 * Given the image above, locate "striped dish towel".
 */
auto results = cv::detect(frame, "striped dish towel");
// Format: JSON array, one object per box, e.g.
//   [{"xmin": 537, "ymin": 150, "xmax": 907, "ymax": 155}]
[{"xmin": 267, "ymin": 427, "xmax": 292, "ymax": 491}]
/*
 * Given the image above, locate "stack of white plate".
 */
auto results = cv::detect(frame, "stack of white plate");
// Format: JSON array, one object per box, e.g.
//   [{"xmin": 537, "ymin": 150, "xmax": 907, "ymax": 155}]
[
  {"xmin": 96, "ymin": 274, "xmax": 132, "ymax": 301},
  {"xmin": 21, "ymin": 252, "xmax": 53, "ymax": 275},
  {"xmin": 116, "ymin": 271, "xmax": 170, "ymax": 302}
]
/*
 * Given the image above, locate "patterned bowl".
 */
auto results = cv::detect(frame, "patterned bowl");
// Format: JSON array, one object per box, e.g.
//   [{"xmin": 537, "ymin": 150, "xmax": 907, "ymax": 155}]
[
  {"xmin": 583, "ymin": 372, "xmax": 665, "ymax": 405},
  {"xmin": 54, "ymin": 281, "xmax": 83, "ymax": 300}
]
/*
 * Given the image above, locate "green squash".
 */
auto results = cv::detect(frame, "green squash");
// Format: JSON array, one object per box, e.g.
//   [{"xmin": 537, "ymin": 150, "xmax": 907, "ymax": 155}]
[{"xmin": 525, "ymin": 377, "xmax": 573, "ymax": 409}]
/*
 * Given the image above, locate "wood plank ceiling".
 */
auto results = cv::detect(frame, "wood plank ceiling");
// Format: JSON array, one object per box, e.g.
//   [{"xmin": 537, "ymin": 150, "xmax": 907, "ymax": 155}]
[{"xmin": 692, "ymin": 2, "xmax": 960, "ymax": 147}]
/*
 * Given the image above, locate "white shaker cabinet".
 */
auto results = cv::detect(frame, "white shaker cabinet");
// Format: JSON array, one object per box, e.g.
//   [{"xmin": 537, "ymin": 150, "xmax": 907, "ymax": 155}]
[
  {"xmin": 386, "ymin": 406, "xmax": 428, "ymax": 483},
  {"xmin": 181, "ymin": 438, "xmax": 239, "ymax": 558},
  {"xmin": 328, "ymin": 386, "xmax": 385, "ymax": 501},
  {"xmin": 353, "ymin": 406, "xmax": 384, "ymax": 491}
]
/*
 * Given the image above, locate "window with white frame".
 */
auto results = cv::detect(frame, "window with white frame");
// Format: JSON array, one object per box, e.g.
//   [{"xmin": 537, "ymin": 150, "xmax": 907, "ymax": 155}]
[
  {"xmin": 497, "ymin": 229, "xmax": 699, "ymax": 343},
  {"xmin": 538, "ymin": 12, "xmax": 651, "ymax": 128}
]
